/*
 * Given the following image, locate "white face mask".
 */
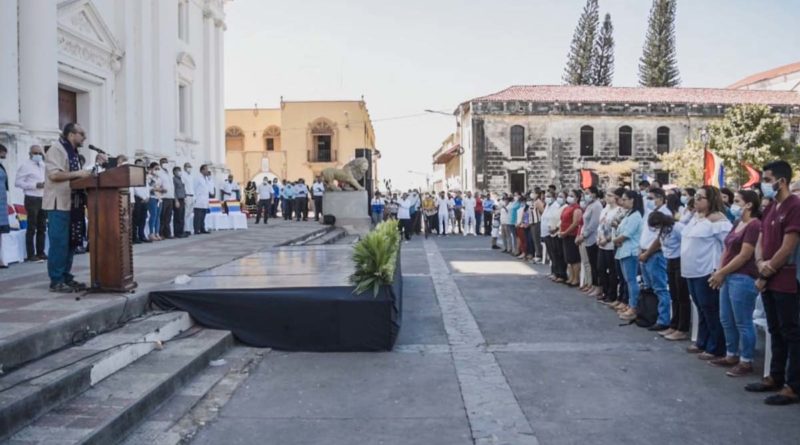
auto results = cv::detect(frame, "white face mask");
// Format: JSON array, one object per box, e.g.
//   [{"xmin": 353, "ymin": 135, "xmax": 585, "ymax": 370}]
[
  {"xmin": 566, "ymin": 196, "xmax": 576, "ymax": 205},
  {"xmin": 545, "ymin": 197, "xmax": 554, "ymax": 205},
  {"xmin": 556, "ymin": 197, "xmax": 565, "ymax": 206},
  {"xmin": 32, "ymin": 154, "xmax": 44, "ymax": 163}
]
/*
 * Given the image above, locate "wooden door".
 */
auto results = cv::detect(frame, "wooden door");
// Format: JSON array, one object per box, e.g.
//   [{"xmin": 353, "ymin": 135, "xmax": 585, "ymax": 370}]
[{"xmin": 58, "ymin": 88, "xmax": 77, "ymax": 131}]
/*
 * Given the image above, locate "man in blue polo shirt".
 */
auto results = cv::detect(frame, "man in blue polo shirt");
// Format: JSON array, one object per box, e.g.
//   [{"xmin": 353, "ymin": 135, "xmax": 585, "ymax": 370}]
[{"xmin": 483, "ymin": 193, "xmax": 495, "ymax": 236}]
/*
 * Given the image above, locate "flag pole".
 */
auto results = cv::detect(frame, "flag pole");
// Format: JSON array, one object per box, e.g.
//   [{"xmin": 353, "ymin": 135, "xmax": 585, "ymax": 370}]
[{"xmin": 700, "ymin": 129, "xmax": 709, "ymax": 186}]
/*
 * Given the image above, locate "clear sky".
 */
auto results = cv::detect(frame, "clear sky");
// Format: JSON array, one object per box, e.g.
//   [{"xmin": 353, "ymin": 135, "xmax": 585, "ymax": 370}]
[{"xmin": 224, "ymin": 0, "xmax": 800, "ymax": 190}]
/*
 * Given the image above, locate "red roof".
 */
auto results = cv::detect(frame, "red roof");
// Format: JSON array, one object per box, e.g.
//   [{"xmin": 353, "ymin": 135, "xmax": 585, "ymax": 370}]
[
  {"xmin": 467, "ymin": 85, "xmax": 800, "ymax": 106},
  {"xmin": 728, "ymin": 61, "xmax": 800, "ymax": 89}
]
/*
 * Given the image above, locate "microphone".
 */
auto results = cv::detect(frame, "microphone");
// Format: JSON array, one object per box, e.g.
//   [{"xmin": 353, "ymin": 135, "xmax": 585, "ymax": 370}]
[{"xmin": 88, "ymin": 144, "xmax": 107, "ymax": 155}]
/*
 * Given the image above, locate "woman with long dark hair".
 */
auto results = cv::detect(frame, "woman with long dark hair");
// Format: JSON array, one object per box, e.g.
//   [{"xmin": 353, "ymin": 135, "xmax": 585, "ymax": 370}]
[
  {"xmin": 614, "ymin": 190, "xmax": 644, "ymax": 321},
  {"xmin": 681, "ymin": 185, "xmax": 732, "ymax": 360},
  {"xmin": 559, "ymin": 189, "xmax": 583, "ymax": 286},
  {"xmin": 648, "ymin": 211, "xmax": 691, "ymax": 341}
]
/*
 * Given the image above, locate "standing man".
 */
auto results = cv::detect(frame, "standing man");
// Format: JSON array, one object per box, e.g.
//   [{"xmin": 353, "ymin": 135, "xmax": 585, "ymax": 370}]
[
  {"xmin": 282, "ymin": 180, "xmax": 294, "ymax": 220},
  {"xmin": 0, "ymin": 144, "xmax": 9, "ymax": 269},
  {"xmin": 192, "ymin": 164, "xmax": 212, "ymax": 235},
  {"xmin": 436, "ymin": 191, "xmax": 449, "ymax": 236},
  {"xmin": 474, "ymin": 193, "xmax": 483, "ymax": 235},
  {"xmin": 15, "ymin": 145, "xmax": 47, "ymax": 261},
  {"xmin": 463, "ymin": 191, "xmax": 476, "ymax": 236},
  {"xmin": 181, "ymin": 163, "xmax": 194, "ymax": 237},
  {"xmin": 748, "ymin": 160, "xmax": 800, "ymax": 405},
  {"xmin": 132, "ymin": 159, "xmax": 149, "ymax": 244},
  {"xmin": 43, "ymin": 123, "xmax": 102, "ymax": 292},
  {"xmin": 256, "ymin": 177, "xmax": 273, "ymax": 224},
  {"xmin": 295, "ymin": 179, "xmax": 309, "ymax": 221},
  {"xmin": 220, "ymin": 174, "xmax": 234, "ymax": 212},
  {"xmin": 172, "ymin": 166, "xmax": 187, "ymax": 238},
  {"xmin": 312, "ymin": 176, "xmax": 325, "ymax": 221},
  {"xmin": 483, "ymin": 193, "xmax": 495, "ymax": 236},
  {"xmin": 452, "ymin": 192, "xmax": 464, "ymax": 234},
  {"xmin": 271, "ymin": 179, "xmax": 281, "ymax": 218},
  {"xmin": 158, "ymin": 158, "xmax": 175, "ymax": 239}
]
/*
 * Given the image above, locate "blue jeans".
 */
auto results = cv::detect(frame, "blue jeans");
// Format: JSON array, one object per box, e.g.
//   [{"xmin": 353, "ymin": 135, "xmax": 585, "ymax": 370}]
[
  {"xmin": 687, "ymin": 276, "xmax": 726, "ymax": 356},
  {"xmin": 148, "ymin": 199, "xmax": 160, "ymax": 235},
  {"xmin": 371, "ymin": 212, "xmax": 382, "ymax": 225},
  {"xmin": 643, "ymin": 251, "xmax": 671, "ymax": 325},
  {"xmin": 46, "ymin": 210, "xmax": 74, "ymax": 287},
  {"xmin": 719, "ymin": 274, "xmax": 758, "ymax": 361},
  {"xmin": 619, "ymin": 256, "xmax": 640, "ymax": 309}
]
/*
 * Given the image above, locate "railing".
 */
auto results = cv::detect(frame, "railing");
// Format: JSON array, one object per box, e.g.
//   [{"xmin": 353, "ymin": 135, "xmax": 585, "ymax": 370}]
[{"xmin": 307, "ymin": 150, "xmax": 337, "ymax": 163}]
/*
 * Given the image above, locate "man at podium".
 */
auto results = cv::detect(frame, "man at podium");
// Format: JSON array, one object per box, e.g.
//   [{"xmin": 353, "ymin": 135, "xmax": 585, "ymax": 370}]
[{"xmin": 43, "ymin": 123, "xmax": 107, "ymax": 293}]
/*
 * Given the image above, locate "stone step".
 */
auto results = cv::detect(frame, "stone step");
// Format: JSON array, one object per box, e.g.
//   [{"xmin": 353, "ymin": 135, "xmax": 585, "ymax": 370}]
[
  {"xmin": 278, "ymin": 225, "xmax": 333, "ymax": 246},
  {"xmin": 304, "ymin": 227, "xmax": 347, "ymax": 245},
  {"xmin": 0, "ymin": 311, "xmax": 193, "ymax": 442},
  {"xmin": 334, "ymin": 234, "xmax": 361, "ymax": 245},
  {"xmin": 6, "ymin": 328, "xmax": 233, "ymax": 445},
  {"xmin": 119, "ymin": 346, "xmax": 267, "ymax": 445}
]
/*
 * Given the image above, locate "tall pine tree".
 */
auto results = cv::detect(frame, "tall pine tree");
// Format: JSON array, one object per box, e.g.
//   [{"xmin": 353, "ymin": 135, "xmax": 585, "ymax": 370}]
[
  {"xmin": 591, "ymin": 13, "xmax": 614, "ymax": 86},
  {"xmin": 563, "ymin": 0, "xmax": 599, "ymax": 86},
  {"xmin": 638, "ymin": 0, "xmax": 680, "ymax": 87}
]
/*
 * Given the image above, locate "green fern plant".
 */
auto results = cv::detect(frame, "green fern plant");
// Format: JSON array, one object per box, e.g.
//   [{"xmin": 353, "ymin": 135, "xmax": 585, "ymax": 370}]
[{"xmin": 350, "ymin": 220, "xmax": 400, "ymax": 296}]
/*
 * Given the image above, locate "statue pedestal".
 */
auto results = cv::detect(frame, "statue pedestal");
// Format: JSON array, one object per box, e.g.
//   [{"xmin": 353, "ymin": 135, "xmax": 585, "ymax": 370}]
[{"xmin": 323, "ymin": 191, "xmax": 371, "ymax": 235}]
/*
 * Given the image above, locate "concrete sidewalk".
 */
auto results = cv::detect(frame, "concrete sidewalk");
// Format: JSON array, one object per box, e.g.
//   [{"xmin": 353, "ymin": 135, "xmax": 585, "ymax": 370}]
[
  {"xmin": 187, "ymin": 234, "xmax": 800, "ymax": 445},
  {"xmin": 0, "ymin": 220, "xmax": 327, "ymax": 370}
]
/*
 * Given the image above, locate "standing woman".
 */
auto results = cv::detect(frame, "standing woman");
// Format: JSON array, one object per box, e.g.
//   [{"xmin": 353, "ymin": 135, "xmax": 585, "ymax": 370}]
[
  {"xmin": 658, "ymin": 204, "xmax": 692, "ymax": 342},
  {"xmin": 547, "ymin": 192, "xmax": 568, "ymax": 282},
  {"xmin": 0, "ymin": 144, "xmax": 9, "ymax": 268},
  {"xmin": 614, "ymin": 190, "xmax": 644, "ymax": 321},
  {"xmin": 707, "ymin": 190, "xmax": 761, "ymax": 376},
  {"xmin": 681, "ymin": 186, "xmax": 732, "ymax": 360},
  {"xmin": 559, "ymin": 189, "xmax": 584, "ymax": 287},
  {"xmin": 579, "ymin": 186, "xmax": 602, "ymax": 296},
  {"xmin": 596, "ymin": 189, "xmax": 622, "ymax": 303}
]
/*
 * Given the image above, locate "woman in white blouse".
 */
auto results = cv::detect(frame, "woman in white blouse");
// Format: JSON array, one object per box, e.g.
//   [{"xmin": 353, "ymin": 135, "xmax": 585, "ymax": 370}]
[{"xmin": 679, "ymin": 186, "xmax": 733, "ymax": 360}]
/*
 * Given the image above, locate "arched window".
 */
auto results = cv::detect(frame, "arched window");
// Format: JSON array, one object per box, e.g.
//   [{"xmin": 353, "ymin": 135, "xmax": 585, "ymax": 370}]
[
  {"xmin": 657, "ymin": 126, "xmax": 670, "ymax": 154},
  {"xmin": 510, "ymin": 125, "xmax": 525, "ymax": 158},
  {"xmin": 263, "ymin": 126, "xmax": 281, "ymax": 151},
  {"xmin": 225, "ymin": 127, "xmax": 244, "ymax": 151},
  {"xmin": 580, "ymin": 125, "xmax": 594, "ymax": 157},
  {"xmin": 619, "ymin": 126, "xmax": 632, "ymax": 156},
  {"xmin": 310, "ymin": 119, "xmax": 335, "ymax": 162}
]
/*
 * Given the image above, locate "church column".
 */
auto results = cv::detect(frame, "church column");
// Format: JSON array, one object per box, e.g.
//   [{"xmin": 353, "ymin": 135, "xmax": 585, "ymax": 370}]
[
  {"xmin": 19, "ymin": 0, "xmax": 60, "ymax": 138},
  {"xmin": 214, "ymin": 18, "xmax": 226, "ymax": 166},
  {"xmin": 0, "ymin": 0, "xmax": 20, "ymax": 127},
  {"xmin": 203, "ymin": 11, "xmax": 215, "ymax": 165}
]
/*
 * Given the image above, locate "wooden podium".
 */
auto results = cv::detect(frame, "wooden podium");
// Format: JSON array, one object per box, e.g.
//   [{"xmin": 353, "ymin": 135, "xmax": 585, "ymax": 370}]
[{"xmin": 71, "ymin": 165, "xmax": 146, "ymax": 292}]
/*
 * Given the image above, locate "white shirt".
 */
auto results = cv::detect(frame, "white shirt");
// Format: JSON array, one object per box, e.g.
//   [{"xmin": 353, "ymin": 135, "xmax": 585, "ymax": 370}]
[
  {"xmin": 436, "ymin": 197, "xmax": 449, "ymax": 213},
  {"xmin": 500, "ymin": 204, "xmax": 510, "ymax": 225},
  {"xmin": 463, "ymin": 197, "xmax": 476, "ymax": 213},
  {"xmin": 221, "ymin": 180, "xmax": 233, "ymax": 199},
  {"xmin": 598, "ymin": 205, "xmax": 622, "ymax": 251},
  {"xmin": 193, "ymin": 175, "xmax": 211, "ymax": 209},
  {"xmin": 258, "ymin": 183, "xmax": 273, "ymax": 201},
  {"xmin": 639, "ymin": 205, "xmax": 672, "ymax": 250},
  {"xmin": 15, "ymin": 158, "xmax": 45, "ymax": 198},
  {"xmin": 181, "ymin": 171, "xmax": 195, "ymax": 195},
  {"xmin": 294, "ymin": 183, "xmax": 309, "ymax": 197},
  {"xmin": 680, "ymin": 216, "xmax": 732, "ymax": 278},
  {"xmin": 312, "ymin": 182, "xmax": 325, "ymax": 197},
  {"xmin": 158, "ymin": 168, "xmax": 174, "ymax": 199},
  {"xmin": 397, "ymin": 198, "xmax": 411, "ymax": 219}
]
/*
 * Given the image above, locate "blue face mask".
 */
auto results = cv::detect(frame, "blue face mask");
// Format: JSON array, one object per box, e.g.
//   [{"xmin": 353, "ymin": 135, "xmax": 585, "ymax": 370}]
[
  {"xmin": 680, "ymin": 195, "xmax": 688, "ymax": 205},
  {"xmin": 645, "ymin": 198, "xmax": 655, "ymax": 210},
  {"xmin": 730, "ymin": 204, "xmax": 743, "ymax": 220},
  {"xmin": 761, "ymin": 181, "xmax": 778, "ymax": 199}
]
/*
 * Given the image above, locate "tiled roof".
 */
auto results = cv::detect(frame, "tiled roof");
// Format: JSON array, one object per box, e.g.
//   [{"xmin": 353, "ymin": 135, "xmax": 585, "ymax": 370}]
[
  {"xmin": 728, "ymin": 61, "xmax": 800, "ymax": 89},
  {"xmin": 433, "ymin": 144, "xmax": 461, "ymax": 164},
  {"xmin": 467, "ymin": 85, "xmax": 800, "ymax": 106}
]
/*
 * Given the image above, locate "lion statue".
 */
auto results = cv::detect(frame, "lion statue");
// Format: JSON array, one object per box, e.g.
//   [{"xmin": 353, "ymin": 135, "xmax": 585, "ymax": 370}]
[{"xmin": 322, "ymin": 158, "xmax": 368, "ymax": 191}]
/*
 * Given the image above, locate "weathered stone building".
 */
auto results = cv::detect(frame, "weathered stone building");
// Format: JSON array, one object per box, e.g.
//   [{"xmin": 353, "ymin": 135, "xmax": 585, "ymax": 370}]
[{"xmin": 446, "ymin": 85, "xmax": 800, "ymax": 194}]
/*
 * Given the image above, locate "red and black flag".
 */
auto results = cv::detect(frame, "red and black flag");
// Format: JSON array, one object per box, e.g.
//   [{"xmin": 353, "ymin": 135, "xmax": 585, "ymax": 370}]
[{"xmin": 580, "ymin": 169, "xmax": 598, "ymax": 189}]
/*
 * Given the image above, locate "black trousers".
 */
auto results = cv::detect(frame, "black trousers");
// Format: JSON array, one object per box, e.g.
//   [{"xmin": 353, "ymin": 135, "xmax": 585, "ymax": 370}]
[
  {"xmin": 24, "ymin": 195, "xmax": 46, "ymax": 258},
  {"xmin": 597, "ymin": 248, "xmax": 618, "ymax": 300},
  {"xmin": 193, "ymin": 208, "xmax": 208, "ymax": 233},
  {"xmin": 133, "ymin": 198, "xmax": 148, "ymax": 242},
  {"xmin": 173, "ymin": 198, "xmax": 185, "ymax": 235},
  {"xmin": 586, "ymin": 243, "xmax": 599, "ymax": 285},
  {"xmin": 550, "ymin": 236, "xmax": 568, "ymax": 279},
  {"xmin": 271, "ymin": 198, "xmax": 279, "ymax": 217},
  {"xmin": 284, "ymin": 199, "xmax": 294, "ymax": 220},
  {"xmin": 484, "ymin": 211, "xmax": 493, "ymax": 236},
  {"xmin": 426, "ymin": 214, "xmax": 437, "ymax": 235},
  {"xmin": 399, "ymin": 218, "xmax": 412, "ymax": 240},
  {"xmin": 453, "ymin": 209, "xmax": 463, "ymax": 233},
  {"xmin": 667, "ymin": 257, "xmax": 691, "ymax": 332},
  {"xmin": 531, "ymin": 222, "xmax": 542, "ymax": 259},
  {"xmin": 256, "ymin": 199, "xmax": 270, "ymax": 223},
  {"xmin": 160, "ymin": 198, "xmax": 174, "ymax": 238},
  {"xmin": 296, "ymin": 197, "xmax": 308, "ymax": 220},
  {"xmin": 314, "ymin": 196, "xmax": 323, "ymax": 220},
  {"xmin": 762, "ymin": 286, "xmax": 800, "ymax": 394}
]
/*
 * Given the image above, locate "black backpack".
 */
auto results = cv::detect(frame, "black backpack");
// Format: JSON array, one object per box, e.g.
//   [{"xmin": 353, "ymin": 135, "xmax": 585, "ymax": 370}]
[
  {"xmin": 323, "ymin": 214, "xmax": 336, "ymax": 225},
  {"xmin": 634, "ymin": 289, "xmax": 659, "ymax": 328}
]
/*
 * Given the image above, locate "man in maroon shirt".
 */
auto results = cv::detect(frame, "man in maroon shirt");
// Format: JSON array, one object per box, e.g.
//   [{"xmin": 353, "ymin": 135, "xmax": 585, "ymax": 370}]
[{"xmin": 747, "ymin": 160, "xmax": 800, "ymax": 405}]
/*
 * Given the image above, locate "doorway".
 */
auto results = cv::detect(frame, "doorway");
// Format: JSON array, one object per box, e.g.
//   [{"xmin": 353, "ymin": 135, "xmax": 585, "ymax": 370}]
[
  {"xmin": 58, "ymin": 88, "xmax": 77, "ymax": 131},
  {"xmin": 509, "ymin": 171, "xmax": 526, "ymax": 194}
]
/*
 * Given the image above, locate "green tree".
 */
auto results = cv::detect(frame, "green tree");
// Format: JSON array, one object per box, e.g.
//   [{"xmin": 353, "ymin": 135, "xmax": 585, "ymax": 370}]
[
  {"xmin": 591, "ymin": 13, "xmax": 615, "ymax": 86},
  {"xmin": 638, "ymin": 0, "xmax": 680, "ymax": 87},
  {"xmin": 707, "ymin": 104, "xmax": 795, "ymax": 185},
  {"xmin": 659, "ymin": 139, "xmax": 704, "ymax": 187},
  {"xmin": 563, "ymin": 0, "xmax": 599, "ymax": 86}
]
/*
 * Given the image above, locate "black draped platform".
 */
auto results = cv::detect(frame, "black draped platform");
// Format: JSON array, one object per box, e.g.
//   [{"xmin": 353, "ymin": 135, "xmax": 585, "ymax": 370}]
[{"xmin": 149, "ymin": 245, "xmax": 402, "ymax": 351}]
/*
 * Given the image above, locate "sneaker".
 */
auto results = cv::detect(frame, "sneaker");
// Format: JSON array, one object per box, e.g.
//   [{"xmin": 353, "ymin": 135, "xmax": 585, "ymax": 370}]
[
  {"xmin": 665, "ymin": 331, "xmax": 689, "ymax": 341},
  {"xmin": 726, "ymin": 362, "xmax": 754, "ymax": 377},
  {"xmin": 709, "ymin": 356, "xmax": 739, "ymax": 367},
  {"xmin": 50, "ymin": 283, "xmax": 76, "ymax": 293},
  {"xmin": 66, "ymin": 280, "xmax": 88, "ymax": 291}
]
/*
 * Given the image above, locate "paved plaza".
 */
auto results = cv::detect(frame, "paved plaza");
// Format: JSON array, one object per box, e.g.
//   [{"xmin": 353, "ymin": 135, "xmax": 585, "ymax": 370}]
[{"xmin": 187, "ymin": 234, "xmax": 799, "ymax": 445}]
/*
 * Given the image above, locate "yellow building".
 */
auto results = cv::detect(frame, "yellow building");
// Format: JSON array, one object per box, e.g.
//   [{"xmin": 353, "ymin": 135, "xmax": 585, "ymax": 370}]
[
  {"xmin": 225, "ymin": 100, "xmax": 379, "ymax": 188},
  {"xmin": 432, "ymin": 133, "xmax": 463, "ymax": 192}
]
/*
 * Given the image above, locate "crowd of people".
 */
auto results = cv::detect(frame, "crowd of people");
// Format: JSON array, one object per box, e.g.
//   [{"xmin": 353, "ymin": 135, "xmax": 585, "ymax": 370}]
[
  {"xmin": 371, "ymin": 160, "xmax": 800, "ymax": 406},
  {"xmin": 241, "ymin": 177, "xmax": 327, "ymax": 224}
]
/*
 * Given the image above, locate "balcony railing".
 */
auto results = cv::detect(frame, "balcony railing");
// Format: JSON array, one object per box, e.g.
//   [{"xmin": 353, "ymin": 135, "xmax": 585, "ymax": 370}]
[{"xmin": 307, "ymin": 150, "xmax": 337, "ymax": 163}]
